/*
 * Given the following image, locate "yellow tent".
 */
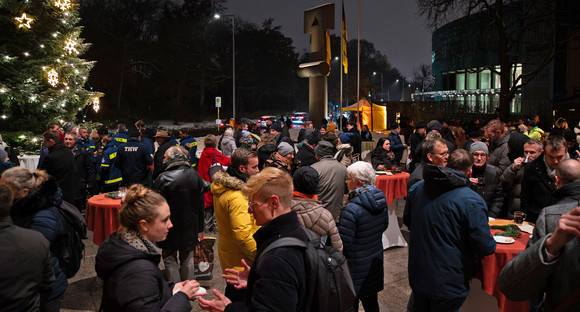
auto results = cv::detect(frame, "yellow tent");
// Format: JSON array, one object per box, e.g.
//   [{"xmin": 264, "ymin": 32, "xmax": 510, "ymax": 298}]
[{"xmin": 342, "ymin": 98, "xmax": 387, "ymax": 131}]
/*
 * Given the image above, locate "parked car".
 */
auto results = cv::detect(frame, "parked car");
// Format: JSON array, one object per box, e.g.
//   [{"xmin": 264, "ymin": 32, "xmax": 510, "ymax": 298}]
[
  {"xmin": 257, "ymin": 115, "xmax": 276, "ymax": 128},
  {"xmin": 291, "ymin": 112, "xmax": 309, "ymax": 128}
]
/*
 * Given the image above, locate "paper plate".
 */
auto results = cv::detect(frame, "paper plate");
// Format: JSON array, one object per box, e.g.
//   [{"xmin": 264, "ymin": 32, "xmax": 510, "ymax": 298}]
[
  {"xmin": 488, "ymin": 217, "xmax": 495, "ymax": 221},
  {"xmin": 196, "ymin": 286, "xmax": 207, "ymax": 295},
  {"xmin": 494, "ymin": 236, "xmax": 515, "ymax": 244}
]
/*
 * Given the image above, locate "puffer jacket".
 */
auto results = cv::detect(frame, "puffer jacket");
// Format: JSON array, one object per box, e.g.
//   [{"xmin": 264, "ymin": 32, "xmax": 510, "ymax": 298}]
[
  {"xmin": 404, "ymin": 165, "xmax": 496, "ymax": 299},
  {"xmin": 95, "ymin": 232, "xmax": 191, "ymax": 312},
  {"xmin": 338, "ymin": 186, "xmax": 388, "ymax": 297},
  {"xmin": 471, "ymin": 163, "xmax": 504, "ymax": 218},
  {"xmin": 221, "ymin": 136, "xmax": 237, "ymax": 157},
  {"xmin": 11, "ymin": 177, "xmax": 67, "ymax": 301},
  {"xmin": 499, "ymin": 180, "xmax": 580, "ymax": 311},
  {"xmin": 500, "ymin": 162, "xmax": 525, "ymax": 219},
  {"xmin": 211, "ymin": 170, "xmax": 259, "ymax": 273},
  {"xmin": 291, "ymin": 196, "xmax": 343, "ymax": 252},
  {"xmin": 153, "ymin": 158, "xmax": 207, "ymax": 251}
]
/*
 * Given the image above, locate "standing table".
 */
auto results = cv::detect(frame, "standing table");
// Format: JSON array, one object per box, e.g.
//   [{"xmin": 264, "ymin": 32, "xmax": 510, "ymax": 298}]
[
  {"xmin": 18, "ymin": 155, "xmax": 40, "ymax": 171},
  {"xmin": 463, "ymin": 219, "xmax": 531, "ymax": 312},
  {"xmin": 375, "ymin": 172, "xmax": 409, "ymax": 249},
  {"xmin": 86, "ymin": 193, "xmax": 122, "ymax": 245}
]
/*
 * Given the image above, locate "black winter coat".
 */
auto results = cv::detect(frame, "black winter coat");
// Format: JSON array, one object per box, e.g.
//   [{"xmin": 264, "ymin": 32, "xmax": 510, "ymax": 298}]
[
  {"xmin": 153, "ymin": 139, "xmax": 175, "ymax": 180},
  {"xmin": 338, "ymin": 186, "xmax": 388, "ymax": 297},
  {"xmin": 347, "ymin": 128, "xmax": 362, "ymax": 156},
  {"xmin": 294, "ymin": 143, "xmax": 317, "ymax": 167},
  {"xmin": 71, "ymin": 143, "xmax": 96, "ymax": 202},
  {"xmin": 226, "ymin": 211, "xmax": 307, "ymax": 312},
  {"xmin": 11, "ymin": 178, "xmax": 67, "ymax": 301},
  {"xmin": 39, "ymin": 142, "xmax": 78, "ymax": 204},
  {"xmin": 118, "ymin": 138, "xmax": 153, "ymax": 186},
  {"xmin": 471, "ymin": 164, "xmax": 504, "ymax": 218},
  {"xmin": 95, "ymin": 233, "xmax": 191, "ymax": 312},
  {"xmin": 521, "ymin": 155, "xmax": 558, "ymax": 223},
  {"xmin": 257, "ymin": 144, "xmax": 277, "ymax": 170},
  {"xmin": 153, "ymin": 159, "xmax": 206, "ymax": 251}
]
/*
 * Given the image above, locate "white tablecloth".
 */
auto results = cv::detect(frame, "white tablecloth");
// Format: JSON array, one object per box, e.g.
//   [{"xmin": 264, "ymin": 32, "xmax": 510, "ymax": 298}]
[{"xmin": 18, "ymin": 155, "xmax": 40, "ymax": 171}]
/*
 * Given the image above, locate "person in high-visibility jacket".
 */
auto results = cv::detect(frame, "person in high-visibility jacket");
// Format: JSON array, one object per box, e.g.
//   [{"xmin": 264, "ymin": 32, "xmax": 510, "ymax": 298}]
[{"xmin": 100, "ymin": 136, "xmax": 122, "ymax": 192}]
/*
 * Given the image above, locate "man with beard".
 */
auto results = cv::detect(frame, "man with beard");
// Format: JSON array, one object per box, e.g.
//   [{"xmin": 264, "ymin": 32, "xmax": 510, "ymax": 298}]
[
  {"xmin": 63, "ymin": 133, "xmax": 95, "ymax": 212},
  {"xmin": 211, "ymin": 148, "xmax": 261, "ymax": 302}
]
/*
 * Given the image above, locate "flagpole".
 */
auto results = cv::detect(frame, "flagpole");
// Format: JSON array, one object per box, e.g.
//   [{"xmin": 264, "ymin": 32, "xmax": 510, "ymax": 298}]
[
  {"xmin": 356, "ymin": 0, "xmax": 360, "ymax": 129},
  {"xmin": 340, "ymin": 0, "xmax": 343, "ymax": 132}
]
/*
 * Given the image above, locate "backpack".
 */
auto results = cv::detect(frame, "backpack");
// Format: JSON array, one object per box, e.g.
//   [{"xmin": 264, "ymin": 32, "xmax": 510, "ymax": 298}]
[
  {"xmin": 53, "ymin": 200, "xmax": 87, "ymax": 278},
  {"xmin": 256, "ymin": 227, "xmax": 356, "ymax": 312}
]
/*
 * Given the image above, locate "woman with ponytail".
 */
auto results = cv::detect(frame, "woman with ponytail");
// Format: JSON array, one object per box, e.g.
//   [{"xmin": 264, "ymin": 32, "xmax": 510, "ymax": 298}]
[{"xmin": 95, "ymin": 184, "xmax": 205, "ymax": 311}]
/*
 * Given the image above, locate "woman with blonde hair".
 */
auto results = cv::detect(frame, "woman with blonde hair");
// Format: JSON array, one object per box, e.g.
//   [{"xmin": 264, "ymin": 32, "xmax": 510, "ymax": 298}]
[
  {"xmin": 1, "ymin": 167, "xmax": 67, "ymax": 311},
  {"xmin": 221, "ymin": 129, "xmax": 237, "ymax": 157},
  {"xmin": 95, "ymin": 184, "xmax": 204, "ymax": 311}
]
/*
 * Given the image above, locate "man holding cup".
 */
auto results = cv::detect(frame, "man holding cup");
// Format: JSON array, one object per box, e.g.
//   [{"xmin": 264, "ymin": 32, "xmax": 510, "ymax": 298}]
[
  {"xmin": 499, "ymin": 159, "xmax": 580, "ymax": 311},
  {"xmin": 468, "ymin": 142, "xmax": 504, "ymax": 218}
]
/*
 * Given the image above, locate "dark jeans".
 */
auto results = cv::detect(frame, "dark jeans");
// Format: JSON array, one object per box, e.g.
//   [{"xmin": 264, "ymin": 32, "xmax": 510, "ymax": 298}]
[
  {"xmin": 353, "ymin": 292, "xmax": 379, "ymax": 312},
  {"xmin": 225, "ymin": 284, "xmax": 246, "ymax": 303},
  {"xmin": 408, "ymin": 291, "xmax": 466, "ymax": 312}
]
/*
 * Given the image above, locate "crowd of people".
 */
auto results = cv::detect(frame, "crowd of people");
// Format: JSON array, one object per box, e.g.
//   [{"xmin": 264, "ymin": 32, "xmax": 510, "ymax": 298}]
[{"xmin": 0, "ymin": 114, "xmax": 579, "ymax": 311}]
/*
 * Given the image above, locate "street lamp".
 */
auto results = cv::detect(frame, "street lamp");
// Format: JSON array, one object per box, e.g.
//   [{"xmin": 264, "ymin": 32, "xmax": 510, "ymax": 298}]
[
  {"xmin": 214, "ymin": 13, "xmax": 236, "ymax": 121},
  {"xmin": 373, "ymin": 72, "xmax": 384, "ymax": 101}
]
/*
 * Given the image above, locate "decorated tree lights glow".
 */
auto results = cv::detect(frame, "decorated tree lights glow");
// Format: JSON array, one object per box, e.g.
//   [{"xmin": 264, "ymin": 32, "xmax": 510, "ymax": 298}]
[{"xmin": 0, "ymin": 0, "xmax": 103, "ymax": 131}]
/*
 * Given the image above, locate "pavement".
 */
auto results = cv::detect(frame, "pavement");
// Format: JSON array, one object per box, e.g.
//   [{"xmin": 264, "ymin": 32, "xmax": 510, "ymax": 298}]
[{"xmin": 61, "ymin": 199, "xmax": 411, "ymax": 312}]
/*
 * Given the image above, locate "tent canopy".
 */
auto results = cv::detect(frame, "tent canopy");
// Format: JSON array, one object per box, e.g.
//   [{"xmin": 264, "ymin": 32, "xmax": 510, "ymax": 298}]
[{"xmin": 342, "ymin": 98, "xmax": 387, "ymax": 131}]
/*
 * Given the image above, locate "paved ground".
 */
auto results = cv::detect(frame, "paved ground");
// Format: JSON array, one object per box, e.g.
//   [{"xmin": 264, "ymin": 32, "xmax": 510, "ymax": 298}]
[{"xmin": 61, "ymin": 200, "xmax": 411, "ymax": 312}]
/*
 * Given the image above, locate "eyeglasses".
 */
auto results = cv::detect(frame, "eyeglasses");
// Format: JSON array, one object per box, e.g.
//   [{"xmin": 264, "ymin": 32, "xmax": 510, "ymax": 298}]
[
  {"xmin": 430, "ymin": 151, "xmax": 449, "ymax": 157},
  {"xmin": 472, "ymin": 152, "xmax": 487, "ymax": 158}
]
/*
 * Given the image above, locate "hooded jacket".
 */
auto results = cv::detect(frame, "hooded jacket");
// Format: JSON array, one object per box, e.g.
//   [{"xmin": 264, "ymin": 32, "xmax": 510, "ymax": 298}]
[
  {"xmin": 221, "ymin": 135, "xmax": 237, "ymax": 157},
  {"xmin": 198, "ymin": 147, "xmax": 231, "ymax": 209},
  {"xmin": 211, "ymin": 170, "xmax": 259, "ymax": 273},
  {"xmin": 95, "ymin": 233, "xmax": 191, "ymax": 312},
  {"xmin": 11, "ymin": 177, "xmax": 67, "ymax": 301},
  {"xmin": 499, "ymin": 180, "xmax": 580, "ymax": 311},
  {"xmin": 153, "ymin": 158, "xmax": 207, "ymax": 251},
  {"xmin": 404, "ymin": 165, "xmax": 496, "ymax": 299},
  {"xmin": 338, "ymin": 186, "xmax": 388, "ymax": 297}
]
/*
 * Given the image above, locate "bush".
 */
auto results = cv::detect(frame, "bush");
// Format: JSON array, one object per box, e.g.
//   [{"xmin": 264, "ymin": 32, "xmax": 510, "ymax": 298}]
[{"xmin": 1, "ymin": 131, "xmax": 42, "ymax": 155}]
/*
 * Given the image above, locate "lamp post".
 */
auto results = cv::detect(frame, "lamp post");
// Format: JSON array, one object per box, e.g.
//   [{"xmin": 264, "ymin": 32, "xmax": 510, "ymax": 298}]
[
  {"xmin": 373, "ymin": 72, "xmax": 384, "ymax": 101},
  {"xmin": 214, "ymin": 14, "xmax": 236, "ymax": 121}
]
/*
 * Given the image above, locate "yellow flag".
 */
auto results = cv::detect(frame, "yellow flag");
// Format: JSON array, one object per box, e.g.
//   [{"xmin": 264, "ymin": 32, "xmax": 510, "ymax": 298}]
[{"xmin": 342, "ymin": 2, "xmax": 348, "ymax": 74}]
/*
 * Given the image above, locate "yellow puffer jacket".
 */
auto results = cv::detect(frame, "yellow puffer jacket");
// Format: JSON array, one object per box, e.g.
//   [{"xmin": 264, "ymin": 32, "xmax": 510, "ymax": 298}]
[{"xmin": 211, "ymin": 170, "xmax": 259, "ymax": 273}]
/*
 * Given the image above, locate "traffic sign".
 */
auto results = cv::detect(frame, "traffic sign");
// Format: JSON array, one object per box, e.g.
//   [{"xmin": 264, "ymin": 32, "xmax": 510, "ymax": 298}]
[{"xmin": 215, "ymin": 97, "xmax": 222, "ymax": 108}]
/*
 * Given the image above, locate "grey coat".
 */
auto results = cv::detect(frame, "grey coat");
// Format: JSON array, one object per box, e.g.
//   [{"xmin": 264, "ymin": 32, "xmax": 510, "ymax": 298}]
[
  {"xmin": 311, "ymin": 156, "xmax": 348, "ymax": 221},
  {"xmin": 221, "ymin": 136, "xmax": 237, "ymax": 157},
  {"xmin": 500, "ymin": 162, "xmax": 525, "ymax": 219},
  {"xmin": 488, "ymin": 133, "xmax": 511, "ymax": 172},
  {"xmin": 499, "ymin": 181, "xmax": 580, "ymax": 311}
]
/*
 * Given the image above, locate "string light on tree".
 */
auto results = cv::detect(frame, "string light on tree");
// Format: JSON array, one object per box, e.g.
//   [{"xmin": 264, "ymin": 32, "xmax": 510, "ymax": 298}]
[
  {"xmin": 47, "ymin": 69, "xmax": 59, "ymax": 87},
  {"xmin": 15, "ymin": 13, "xmax": 33, "ymax": 29},
  {"xmin": 63, "ymin": 38, "xmax": 78, "ymax": 54}
]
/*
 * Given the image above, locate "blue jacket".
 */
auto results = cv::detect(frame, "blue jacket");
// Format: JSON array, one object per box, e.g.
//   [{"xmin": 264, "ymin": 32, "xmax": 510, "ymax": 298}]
[
  {"xmin": 179, "ymin": 136, "xmax": 198, "ymax": 167},
  {"xmin": 338, "ymin": 186, "xmax": 388, "ymax": 297},
  {"xmin": 11, "ymin": 177, "xmax": 67, "ymax": 301},
  {"xmin": 112, "ymin": 130, "xmax": 129, "ymax": 147},
  {"xmin": 404, "ymin": 165, "xmax": 496, "ymax": 299},
  {"xmin": 117, "ymin": 138, "xmax": 153, "ymax": 186},
  {"xmin": 387, "ymin": 132, "xmax": 405, "ymax": 162},
  {"xmin": 101, "ymin": 143, "xmax": 122, "ymax": 187},
  {"xmin": 140, "ymin": 136, "xmax": 155, "ymax": 155}
]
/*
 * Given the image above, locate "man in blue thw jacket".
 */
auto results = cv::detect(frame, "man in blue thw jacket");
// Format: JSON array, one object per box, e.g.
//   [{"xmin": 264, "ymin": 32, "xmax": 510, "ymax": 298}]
[{"xmin": 117, "ymin": 128, "xmax": 153, "ymax": 187}]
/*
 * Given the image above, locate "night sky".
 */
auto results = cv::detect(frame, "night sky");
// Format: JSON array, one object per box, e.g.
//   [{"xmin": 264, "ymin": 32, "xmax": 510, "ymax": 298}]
[{"xmin": 225, "ymin": 0, "xmax": 432, "ymax": 79}]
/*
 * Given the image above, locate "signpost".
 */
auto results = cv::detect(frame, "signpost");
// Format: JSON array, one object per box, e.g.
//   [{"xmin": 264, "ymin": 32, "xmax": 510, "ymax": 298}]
[{"xmin": 216, "ymin": 97, "xmax": 222, "ymax": 131}]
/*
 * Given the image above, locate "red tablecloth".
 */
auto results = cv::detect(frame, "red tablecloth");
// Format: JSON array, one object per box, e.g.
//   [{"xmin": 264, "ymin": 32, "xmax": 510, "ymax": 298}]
[
  {"xmin": 375, "ymin": 172, "xmax": 409, "ymax": 206},
  {"xmin": 477, "ymin": 219, "xmax": 531, "ymax": 312},
  {"xmin": 86, "ymin": 193, "xmax": 122, "ymax": 245}
]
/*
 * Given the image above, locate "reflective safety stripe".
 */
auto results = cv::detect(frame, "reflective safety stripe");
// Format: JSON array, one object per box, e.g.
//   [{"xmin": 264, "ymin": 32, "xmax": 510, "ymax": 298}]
[
  {"xmin": 101, "ymin": 164, "xmax": 110, "ymax": 167},
  {"xmin": 109, "ymin": 152, "xmax": 117, "ymax": 159},
  {"xmin": 105, "ymin": 177, "xmax": 122, "ymax": 184},
  {"xmin": 115, "ymin": 138, "xmax": 127, "ymax": 143}
]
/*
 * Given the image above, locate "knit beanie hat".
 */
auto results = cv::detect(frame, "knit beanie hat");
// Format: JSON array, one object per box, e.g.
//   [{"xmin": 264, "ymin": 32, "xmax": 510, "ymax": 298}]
[
  {"xmin": 469, "ymin": 141, "xmax": 489, "ymax": 154},
  {"xmin": 293, "ymin": 166, "xmax": 319, "ymax": 195},
  {"xmin": 270, "ymin": 122, "xmax": 283, "ymax": 133},
  {"xmin": 315, "ymin": 140, "xmax": 335, "ymax": 157},
  {"xmin": 338, "ymin": 133, "xmax": 353, "ymax": 144},
  {"xmin": 277, "ymin": 142, "xmax": 294, "ymax": 156}
]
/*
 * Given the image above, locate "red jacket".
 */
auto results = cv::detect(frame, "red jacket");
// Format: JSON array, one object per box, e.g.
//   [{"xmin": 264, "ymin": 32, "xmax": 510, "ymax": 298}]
[{"xmin": 198, "ymin": 147, "xmax": 231, "ymax": 208}]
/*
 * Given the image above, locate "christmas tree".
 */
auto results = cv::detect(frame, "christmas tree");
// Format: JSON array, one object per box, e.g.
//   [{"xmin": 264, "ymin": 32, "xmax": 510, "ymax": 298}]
[{"xmin": 0, "ymin": 0, "xmax": 102, "ymax": 132}]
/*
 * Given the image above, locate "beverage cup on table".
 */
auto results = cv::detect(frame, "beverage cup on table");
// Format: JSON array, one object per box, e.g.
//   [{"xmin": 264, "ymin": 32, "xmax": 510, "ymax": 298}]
[
  {"xmin": 513, "ymin": 211, "xmax": 526, "ymax": 225},
  {"xmin": 391, "ymin": 166, "xmax": 397, "ymax": 174}
]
